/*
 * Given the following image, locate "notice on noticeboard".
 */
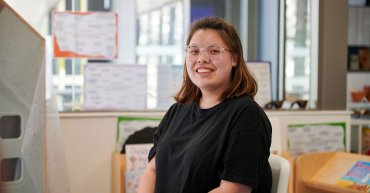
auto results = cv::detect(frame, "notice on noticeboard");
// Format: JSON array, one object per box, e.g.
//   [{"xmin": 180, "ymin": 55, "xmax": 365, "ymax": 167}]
[
  {"xmin": 84, "ymin": 64, "xmax": 147, "ymax": 110},
  {"xmin": 53, "ymin": 11, "xmax": 118, "ymax": 59},
  {"xmin": 246, "ymin": 61, "xmax": 272, "ymax": 107},
  {"xmin": 287, "ymin": 122, "xmax": 346, "ymax": 157}
]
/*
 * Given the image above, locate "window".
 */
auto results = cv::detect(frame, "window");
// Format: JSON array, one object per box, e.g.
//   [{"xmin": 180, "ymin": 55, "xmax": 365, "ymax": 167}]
[
  {"xmin": 7, "ymin": 0, "xmax": 323, "ymax": 111},
  {"xmin": 65, "ymin": 59, "xmax": 73, "ymax": 75},
  {"xmin": 283, "ymin": 0, "xmax": 318, "ymax": 107},
  {"xmin": 48, "ymin": 0, "xmax": 185, "ymax": 111}
]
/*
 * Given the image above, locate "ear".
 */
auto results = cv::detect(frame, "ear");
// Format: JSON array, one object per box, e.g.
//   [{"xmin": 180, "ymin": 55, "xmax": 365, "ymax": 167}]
[{"xmin": 232, "ymin": 56, "xmax": 238, "ymax": 67}]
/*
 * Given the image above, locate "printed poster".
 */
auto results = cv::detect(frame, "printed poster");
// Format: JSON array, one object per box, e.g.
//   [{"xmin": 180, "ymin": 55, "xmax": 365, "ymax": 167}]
[
  {"xmin": 125, "ymin": 144, "xmax": 153, "ymax": 193},
  {"xmin": 287, "ymin": 122, "xmax": 346, "ymax": 157},
  {"xmin": 84, "ymin": 64, "xmax": 147, "ymax": 110},
  {"xmin": 116, "ymin": 116, "xmax": 160, "ymax": 152},
  {"xmin": 246, "ymin": 61, "xmax": 272, "ymax": 107},
  {"xmin": 53, "ymin": 11, "xmax": 118, "ymax": 59}
]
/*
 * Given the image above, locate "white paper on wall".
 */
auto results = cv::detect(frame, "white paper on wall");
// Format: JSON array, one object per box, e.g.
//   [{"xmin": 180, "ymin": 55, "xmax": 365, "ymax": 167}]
[
  {"xmin": 246, "ymin": 61, "xmax": 272, "ymax": 107},
  {"xmin": 116, "ymin": 117, "xmax": 160, "ymax": 152},
  {"xmin": 287, "ymin": 123, "xmax": 345, "ymax": 157},
  {"xmin": 84, "ymin": 63, "xmax": 147, "ymax": 110},
  {"xmin": 53, "ymin": 11, "xmax": 118, "ymax": 59}
]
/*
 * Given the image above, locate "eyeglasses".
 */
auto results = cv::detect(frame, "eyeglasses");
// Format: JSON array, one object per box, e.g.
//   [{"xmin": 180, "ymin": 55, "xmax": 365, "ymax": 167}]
[{"xmin": 185, "ymin": 45, "xmax": 231, "ymax": 61}]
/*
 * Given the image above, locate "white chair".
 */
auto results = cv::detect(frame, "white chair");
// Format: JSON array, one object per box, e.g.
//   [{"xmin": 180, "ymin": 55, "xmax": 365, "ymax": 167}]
[{"xmin": 269, "ymin": 154, "xmax": 291, "ymax": 193}]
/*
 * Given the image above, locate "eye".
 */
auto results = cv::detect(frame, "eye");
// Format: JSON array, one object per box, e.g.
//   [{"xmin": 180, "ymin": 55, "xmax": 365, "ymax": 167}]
[
  {"xmin": 208, "ymin": 47, "xmax": 221, "ymax": 55},
  {"xmin": 187, "ymin": 47, "xmax": 199, "ymax": 55}
]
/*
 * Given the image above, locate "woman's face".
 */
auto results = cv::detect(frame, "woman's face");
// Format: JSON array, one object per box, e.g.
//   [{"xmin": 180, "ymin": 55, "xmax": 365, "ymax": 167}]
[{"xmin": 186, "ymin": 29, "xmax": 236, "ymax": 96}]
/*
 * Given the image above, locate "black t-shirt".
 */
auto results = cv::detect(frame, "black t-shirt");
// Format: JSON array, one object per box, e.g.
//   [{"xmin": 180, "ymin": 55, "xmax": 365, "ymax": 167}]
[{"xmin": 148, "ymin": 95, "xmax": 272, "ymax": 193}]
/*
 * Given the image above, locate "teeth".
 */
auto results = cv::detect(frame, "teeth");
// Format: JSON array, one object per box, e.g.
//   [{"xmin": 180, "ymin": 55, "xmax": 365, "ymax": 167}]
[{"xmin": 197, "ymin": 68, "xmax": 212, "ymax": 73}]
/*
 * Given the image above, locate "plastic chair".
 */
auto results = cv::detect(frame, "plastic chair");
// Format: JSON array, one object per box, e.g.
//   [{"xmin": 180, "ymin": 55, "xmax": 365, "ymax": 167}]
[{"xmin": 269, "ymin": 154, "xmax": 291, "ymax": 193}]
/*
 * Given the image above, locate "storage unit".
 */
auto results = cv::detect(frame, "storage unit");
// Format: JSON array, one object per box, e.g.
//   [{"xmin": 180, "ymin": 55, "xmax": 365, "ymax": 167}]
[{"xmin": 351, "ymin": 119, "xmax": 370, "ymax": 154}]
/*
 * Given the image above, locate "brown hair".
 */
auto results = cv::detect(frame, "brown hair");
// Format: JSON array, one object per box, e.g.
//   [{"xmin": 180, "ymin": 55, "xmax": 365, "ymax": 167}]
[{"xmin": 174, "ymin": 17, "xmax": 258, "ymax": 103}]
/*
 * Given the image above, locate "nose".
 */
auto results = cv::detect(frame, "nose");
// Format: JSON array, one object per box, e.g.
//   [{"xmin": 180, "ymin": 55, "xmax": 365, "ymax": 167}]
[{"xmin": 197, "ymin": 50, "xmax": 210, "ymax": 63}]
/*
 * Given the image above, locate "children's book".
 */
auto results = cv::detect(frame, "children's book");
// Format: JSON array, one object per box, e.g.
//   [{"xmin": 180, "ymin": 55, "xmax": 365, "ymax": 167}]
[
  {"xmin": 125, "ymin": 143, "xmax": 153, "ymax": 193},
  {"xmin": 336, "ymin": 161, "xmax": 370, "ymax": 192},
  {"xmin": 125, "ymin": 170, "xmax": 144, "ymax": 193},
  {"xmin": 125, "ymin": 143, "xmax": 153, "ymax": 171}
]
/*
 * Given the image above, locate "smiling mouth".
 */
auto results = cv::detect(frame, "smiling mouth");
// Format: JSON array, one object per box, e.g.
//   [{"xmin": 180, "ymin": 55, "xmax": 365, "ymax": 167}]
[{"xmin": 196, "ymin": 68, "xmax": 214, "ymax": 73}]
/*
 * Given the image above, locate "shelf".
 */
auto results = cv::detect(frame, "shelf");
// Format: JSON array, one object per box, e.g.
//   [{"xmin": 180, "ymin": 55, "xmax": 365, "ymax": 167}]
[
  {"xmin": 347, "ymin": 103, "xmax": 370, "ymax": 109},
  {"xmin": 347, "ymin": 70, "xmax": 370, "ymax": 73},
  {"xmin": 352, "ymin": 119, "xmax": 370, "ymax": 125}
]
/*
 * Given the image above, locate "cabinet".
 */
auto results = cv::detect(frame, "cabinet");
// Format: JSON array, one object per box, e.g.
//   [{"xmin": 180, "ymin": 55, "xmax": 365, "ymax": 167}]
[
  {"xmin": 347, "ymin": 5, "xmax": 370, "ymax": 102},
  {"xmin": 351, "ymin": 119, "xmax": 370, "ymax": 154},
  {"xmin": 347, "ymin": 5, "xmax": 370, "ymax": 155},
  {"xmin": 347, "ymin": 6, "xmax": 370, "ymax": 71}
]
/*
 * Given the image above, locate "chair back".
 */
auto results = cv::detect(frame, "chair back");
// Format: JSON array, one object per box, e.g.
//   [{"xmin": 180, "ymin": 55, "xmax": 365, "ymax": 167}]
[{"xmin": 269, "ymin": 154, "xmax": 290, "ymax": 193}]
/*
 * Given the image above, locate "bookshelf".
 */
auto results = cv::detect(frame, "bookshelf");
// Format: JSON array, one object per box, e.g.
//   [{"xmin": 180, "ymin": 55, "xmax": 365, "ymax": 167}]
[{"xmin": 351, "ymin": 119, "xmax": 370, "ymax": 154}]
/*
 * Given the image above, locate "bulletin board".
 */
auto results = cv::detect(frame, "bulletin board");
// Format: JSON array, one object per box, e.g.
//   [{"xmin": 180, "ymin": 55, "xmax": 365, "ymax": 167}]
[{"xmin": 53, "ymin": 11, "xmax": 118, "ymax": 59}]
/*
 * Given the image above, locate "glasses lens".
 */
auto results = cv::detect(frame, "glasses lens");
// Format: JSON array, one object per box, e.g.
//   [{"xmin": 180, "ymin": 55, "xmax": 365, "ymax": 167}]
[
  {"xmin": 185, "ymin": 45, "xmax": 224, "ymax": 61},
  {"xmin": 206, "ymin": 46, "xmax": 222, "ymax": 60},
  {"xmin": 185, "ymin": 46, "xmax": 199, "ymax": 61}
]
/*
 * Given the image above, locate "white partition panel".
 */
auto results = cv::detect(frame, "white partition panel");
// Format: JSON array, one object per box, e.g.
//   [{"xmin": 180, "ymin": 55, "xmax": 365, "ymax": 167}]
[{"xmin": 0, "ymin": 2, "xmax": 45, "ymax": 193}]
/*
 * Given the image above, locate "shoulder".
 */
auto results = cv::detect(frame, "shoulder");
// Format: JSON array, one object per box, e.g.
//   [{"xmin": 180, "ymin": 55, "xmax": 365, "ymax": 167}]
[
  {"xmin": 225, "ymin": 95, "xmax": 270, "ymax": 123},
  {"xmin": 226, "ymin": 95, "xmax": 262, "ymax": 112},
  {"xmin": 226, "ymin": 96, "xmax": 272, "ymax": 135},
  {"xmin": 167, "ymin": 102, "xmax": 192, "ymax": 112},
  {"xmin": 159, "ymin": 102, "xmax": 193, "ymax": 131},
  {"xmin": 164, "ymin": 102, "xmax": 193, "ymax": 118}
]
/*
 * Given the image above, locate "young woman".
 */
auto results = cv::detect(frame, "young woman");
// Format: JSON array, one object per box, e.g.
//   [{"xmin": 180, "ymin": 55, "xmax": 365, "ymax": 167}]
[{"xmin": 138, "ymin": 17, "xmax": 272, "ymax": 193}]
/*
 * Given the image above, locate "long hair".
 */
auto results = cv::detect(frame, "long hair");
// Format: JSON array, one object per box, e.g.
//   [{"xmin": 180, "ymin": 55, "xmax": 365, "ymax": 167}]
[{"xmin": 174, "ymin": 17, "xmax": 258, "ymax": 103}]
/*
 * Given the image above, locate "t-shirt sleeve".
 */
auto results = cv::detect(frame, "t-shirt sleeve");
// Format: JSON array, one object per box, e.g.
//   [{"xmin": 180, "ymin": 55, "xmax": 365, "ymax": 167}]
[
  {"xmin": 218, "ymin": 105, "xmax": 271, "ymax": 189},
  {"xmin": 148, "ymin": 104, "xmax": 175, "ymax": 161},
  {"xmin": 147, "ymin": 127, "xmax": 161, "ymax": 161}
]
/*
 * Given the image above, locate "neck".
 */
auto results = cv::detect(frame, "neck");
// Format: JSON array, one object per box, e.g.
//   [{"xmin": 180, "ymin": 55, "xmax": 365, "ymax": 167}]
[{"xmin": 199, "ymin": 92, "xmax": 221, "ymax": 109}]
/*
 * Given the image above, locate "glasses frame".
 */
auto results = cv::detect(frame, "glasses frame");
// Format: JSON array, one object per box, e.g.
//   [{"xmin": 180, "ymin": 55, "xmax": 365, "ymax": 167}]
[{"xmin": 184, "ymin": 45, "xmax": 232, "ymax": 61}]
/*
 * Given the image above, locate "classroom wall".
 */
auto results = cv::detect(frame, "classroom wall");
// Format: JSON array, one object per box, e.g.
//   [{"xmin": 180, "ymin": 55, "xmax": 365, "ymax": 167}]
[
  {"xmin": 60, "ymin": 111, "xmax": 351, "ymax": 193},
  {"xmin": 61, "ymin": 116, "xmax": 117, "ymax": 193},
  {"xmin": 60, "ymin": 112, "xmax": 164, "ymax": 193}
]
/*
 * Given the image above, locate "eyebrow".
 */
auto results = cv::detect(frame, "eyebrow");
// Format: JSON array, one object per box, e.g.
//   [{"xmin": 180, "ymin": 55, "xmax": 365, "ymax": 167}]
[{"xmin": 188, "ymin": 44, "xmax": 221, "ymax": 47}]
